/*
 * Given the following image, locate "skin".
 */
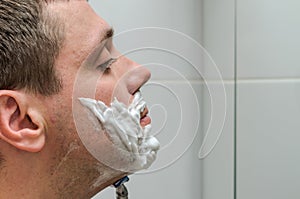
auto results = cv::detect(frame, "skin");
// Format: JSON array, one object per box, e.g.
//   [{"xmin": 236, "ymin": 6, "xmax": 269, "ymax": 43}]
[{"xmin": 0, "ymin": 0, "xmax": 151, "ymax": 198}]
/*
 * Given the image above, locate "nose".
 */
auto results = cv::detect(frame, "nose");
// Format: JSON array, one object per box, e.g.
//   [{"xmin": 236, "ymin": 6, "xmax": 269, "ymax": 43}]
[
  {"xmin": 126, "ymin": 64, "xmax": 151, "ymax": 94},
  {"xmin": 119, "ymin": 57, "xmax": 151, "ymax": 95}
]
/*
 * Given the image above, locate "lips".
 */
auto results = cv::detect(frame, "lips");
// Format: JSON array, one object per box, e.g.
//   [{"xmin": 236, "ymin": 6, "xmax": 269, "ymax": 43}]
[
  {"xmin": 140, "ymin": 107, "xmax": 151, "ymax": 127},
  {"xmin": 140, "ymin": 107, "xmax": 148, "ymax": 119}
]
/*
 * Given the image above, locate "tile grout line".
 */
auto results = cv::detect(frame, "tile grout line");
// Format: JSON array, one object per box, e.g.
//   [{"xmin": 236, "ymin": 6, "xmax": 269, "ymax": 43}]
[
  {"xmin": 149, "ymin": 78, "xmax": 300, "ymax": 84},
  {"xmin": 234, "ymin": 0, "xmax": 238, "ymax": 198}
]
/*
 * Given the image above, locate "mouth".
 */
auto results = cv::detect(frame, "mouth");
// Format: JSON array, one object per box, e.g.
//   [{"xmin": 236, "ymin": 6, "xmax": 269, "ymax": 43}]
[
  {"xmin": 130, "ymin": 91, "xmax": 151, "ymax": 127},
  {"xmin": 140, "ymin": 107, "xmax": 151, "ymax": 127}
]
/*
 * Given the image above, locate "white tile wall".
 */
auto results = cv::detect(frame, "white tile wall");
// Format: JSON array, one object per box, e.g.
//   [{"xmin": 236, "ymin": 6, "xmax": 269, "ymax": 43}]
[
  {"xmin": 201, "ymin": 82, "xmax": 235, "ymax": 199},
  {"xmin": 89, "ymin": 0, "xmax": 202, "ymax": 41},
  {"xmin": 237, "ymin": 1, "xmax": 300, "ymax": 198},
  {"xmin": 202, "ymin": 0, "xmax": 235, "ymax": 199},
  {"xmin": 237, "ymin": 0, "xmax": 300, "ymax": 78},
  {"xmin": 237, "ymin": 81, "xmax": 300, "ymax": 199},
  {"xmin": 202, "ymin": 0, "xmax": 235, "ymax": 80}
]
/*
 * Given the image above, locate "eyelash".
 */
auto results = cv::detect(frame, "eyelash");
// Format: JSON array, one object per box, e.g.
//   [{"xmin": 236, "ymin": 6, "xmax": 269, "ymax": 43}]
[{"xmin": 97, "ymin": 57, "xmax": 117, "ymax": 71}]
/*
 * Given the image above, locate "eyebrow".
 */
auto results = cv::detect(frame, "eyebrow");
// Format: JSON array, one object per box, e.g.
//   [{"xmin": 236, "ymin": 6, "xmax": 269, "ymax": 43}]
[
  {"xmin": 100, "ymin": 28, "xmax": 114, "ymax": 43},
  {"xmin": 86, "ymin": 28, "xmax": 114, "ymax": 64}
]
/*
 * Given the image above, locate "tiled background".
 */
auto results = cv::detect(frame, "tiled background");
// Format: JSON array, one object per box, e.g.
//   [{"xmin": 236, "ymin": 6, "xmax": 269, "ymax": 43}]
[
  {"xmin": 89, "ymin": 0, "xmax": 300, "ymax": 198},
  {"xmin": 236, "ymin": 0, "xmax": 300, "ymax": 198}
]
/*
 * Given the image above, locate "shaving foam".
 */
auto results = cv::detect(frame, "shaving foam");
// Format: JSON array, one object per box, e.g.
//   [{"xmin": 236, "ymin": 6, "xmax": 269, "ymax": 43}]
[{"xmin": 79, "ymin": 91, "xmax": 160, "ymax": 171}]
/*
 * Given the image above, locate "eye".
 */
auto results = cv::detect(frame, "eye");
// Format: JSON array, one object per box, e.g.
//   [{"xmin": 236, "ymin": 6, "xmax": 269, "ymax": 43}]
[{"xmin": 97, "ymin": 57, "xmax": 117, "ymax": 72}]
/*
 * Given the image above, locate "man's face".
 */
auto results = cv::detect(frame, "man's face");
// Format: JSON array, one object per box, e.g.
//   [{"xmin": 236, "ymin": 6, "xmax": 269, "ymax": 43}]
[
  {"xmin": 41, "ymin": 0, "xmax": 151, "ymax": 192},
  {"xmin": 51, "ymin": 0, "xmax": 151, "ymax": 105}
]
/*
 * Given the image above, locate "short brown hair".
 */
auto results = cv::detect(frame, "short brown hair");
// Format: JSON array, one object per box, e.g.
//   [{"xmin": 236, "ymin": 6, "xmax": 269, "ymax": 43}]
[{"xmin": 0, "ymin": 0, "xmax": 65, "ymax": 96}]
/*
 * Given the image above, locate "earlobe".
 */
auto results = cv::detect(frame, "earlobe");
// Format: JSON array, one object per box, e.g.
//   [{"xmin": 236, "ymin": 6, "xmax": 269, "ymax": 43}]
[{"xmin": 0, "ymin": 91, "xmax": 46, "ymax": 152}]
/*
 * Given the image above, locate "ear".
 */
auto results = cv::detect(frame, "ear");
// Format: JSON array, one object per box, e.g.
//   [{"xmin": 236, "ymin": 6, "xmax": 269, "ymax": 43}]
[{"xmin": 0, "ymin": 91, "xmax": 46, "ymax": 152}]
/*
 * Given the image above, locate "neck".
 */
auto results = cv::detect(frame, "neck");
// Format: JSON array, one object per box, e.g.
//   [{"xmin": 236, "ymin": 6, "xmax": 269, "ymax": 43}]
[
  {"xmin": 0, "ymin": 157, "xmax": 125, "ymax": 199},
  {"xmin": 0, "ymin": 157, "xmax": 45, "ymax": 198}
]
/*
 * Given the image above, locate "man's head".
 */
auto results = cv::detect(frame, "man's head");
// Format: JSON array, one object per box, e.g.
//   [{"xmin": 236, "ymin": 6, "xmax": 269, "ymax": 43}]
[{"xmin": 0, "ymin": 0, "xmax": 151, "ymax": 198}]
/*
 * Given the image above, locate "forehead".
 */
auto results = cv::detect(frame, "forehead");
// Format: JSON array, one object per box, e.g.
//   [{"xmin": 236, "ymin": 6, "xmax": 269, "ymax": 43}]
[{"xmin": 47, "ymin": 0, "xmax": 111, "ymax": 69}]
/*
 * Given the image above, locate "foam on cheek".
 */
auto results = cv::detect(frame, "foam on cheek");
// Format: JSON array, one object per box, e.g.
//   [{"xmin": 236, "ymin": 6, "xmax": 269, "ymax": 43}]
[{"xmin": 79, "ymin": 92, "xmax": 160, "ymax": 172}]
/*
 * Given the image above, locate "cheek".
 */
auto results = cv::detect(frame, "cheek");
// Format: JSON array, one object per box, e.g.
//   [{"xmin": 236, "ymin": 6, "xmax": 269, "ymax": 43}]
[
  {"xmin": 95, "ymin": 85, "xmax": 114, "ymax": 105},
  {"xmin": 95, "ymin": 78, "xmax": 131, "ymax": 106}
]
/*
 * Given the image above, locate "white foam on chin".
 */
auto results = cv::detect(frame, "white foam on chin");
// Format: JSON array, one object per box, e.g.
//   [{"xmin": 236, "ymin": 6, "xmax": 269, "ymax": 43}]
[{"xmin": 79, "ymin": 91, "xmax": 160, "ymax": 172}]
